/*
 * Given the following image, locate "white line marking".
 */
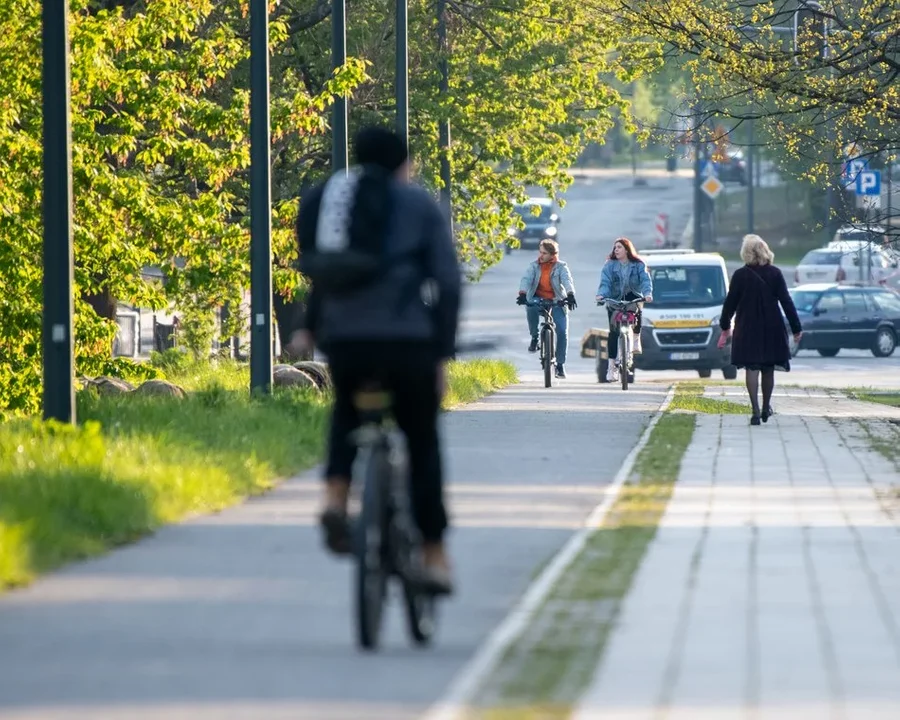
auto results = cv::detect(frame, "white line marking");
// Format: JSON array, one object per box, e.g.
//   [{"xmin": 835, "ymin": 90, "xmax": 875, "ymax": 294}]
[{"xmin": 421, "ymin": 385, "xmax": 677, "ymax": 720}]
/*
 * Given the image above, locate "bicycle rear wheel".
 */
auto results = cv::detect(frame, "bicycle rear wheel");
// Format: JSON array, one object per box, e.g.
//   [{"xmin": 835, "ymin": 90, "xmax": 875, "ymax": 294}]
[
  {"xmin": 354, "ymin": 443, "xmax": 390, "ymax": 651},
  {"xmin": 542, "ymin": 326, "xmax": 553, "ymax": 388}
]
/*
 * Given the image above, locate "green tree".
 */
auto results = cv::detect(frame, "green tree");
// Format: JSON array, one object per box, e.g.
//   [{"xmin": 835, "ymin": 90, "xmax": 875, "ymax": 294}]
[{"xmin": 0, "ymin": 0, "xmax": 364, "ymax": 415}]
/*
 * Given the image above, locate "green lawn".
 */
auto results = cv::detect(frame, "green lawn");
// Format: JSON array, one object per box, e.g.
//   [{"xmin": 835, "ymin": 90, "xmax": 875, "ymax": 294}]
[{"xmin": 0, "ymin": 358, "xmax": 517, "ymax": 592}]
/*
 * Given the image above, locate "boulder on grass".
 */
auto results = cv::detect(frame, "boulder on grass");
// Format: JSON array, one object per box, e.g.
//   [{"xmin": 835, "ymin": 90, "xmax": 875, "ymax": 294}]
[
  {"xmin": 291, "ymin": 361, "xmax": 331, "ymax": 390},
  {"xmin": 273, "ymin": 365, "xmax": 316, "ymax": 389},
  {"xmin": 87, "ymin": 376, "xmax": 135, "ymax": 395},
  {"xmin": 135, "ymin": 379, "xmax": 186, "ymax": 399}
]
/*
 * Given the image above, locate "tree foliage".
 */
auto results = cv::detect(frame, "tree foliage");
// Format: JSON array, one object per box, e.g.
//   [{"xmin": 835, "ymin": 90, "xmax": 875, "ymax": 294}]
[
  {"xmin": 1, "ymin": 0, "xmax": 664, "ymax": 415},
  {"xmin": 613, "ymin": 0, "xmax": 900, "ymax": 231},
  {"xmin": 0, "ymin": 0, "xmax": 364, "ymax": 415}
]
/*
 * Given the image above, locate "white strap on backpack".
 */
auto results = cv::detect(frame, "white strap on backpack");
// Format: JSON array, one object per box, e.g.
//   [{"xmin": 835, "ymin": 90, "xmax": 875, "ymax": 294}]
[{"xmin": 316, "ymin": 167, "xmax": 362, "ymax": 253}]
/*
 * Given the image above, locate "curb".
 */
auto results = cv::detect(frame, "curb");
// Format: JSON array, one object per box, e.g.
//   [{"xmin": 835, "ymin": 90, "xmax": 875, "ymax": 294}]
[{"xmin": 421, "ymin": 384, "xmax": 677, "ymax": 720}]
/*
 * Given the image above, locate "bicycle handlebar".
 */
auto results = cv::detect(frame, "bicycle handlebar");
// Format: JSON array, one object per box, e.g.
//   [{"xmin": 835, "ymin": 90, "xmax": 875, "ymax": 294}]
[
  {"xmin": 596, "ymin": 295, "xmax": 646, "ymax": 307},
  {"xmin": 525, "ymin": 298, "xmax": 568, "ymax": 308}
]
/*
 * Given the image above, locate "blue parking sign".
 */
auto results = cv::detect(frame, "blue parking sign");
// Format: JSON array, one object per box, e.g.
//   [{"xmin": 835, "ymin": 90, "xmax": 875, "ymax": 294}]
[{"xmin": 856, "ymin": 170, "xmax": 881, "ymax": 196}]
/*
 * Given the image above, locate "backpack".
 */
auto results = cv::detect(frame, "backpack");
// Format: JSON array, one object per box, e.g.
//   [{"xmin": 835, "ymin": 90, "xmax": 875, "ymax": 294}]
[{"xmin": 301, "ymin": 165, "xmax": 397, "ymax": 296}]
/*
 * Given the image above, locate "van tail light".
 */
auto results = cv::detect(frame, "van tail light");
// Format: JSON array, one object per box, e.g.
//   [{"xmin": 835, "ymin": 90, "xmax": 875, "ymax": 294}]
[{"xmin": 836, "ymin": 267, "xmax": 846, "ymax": 282}]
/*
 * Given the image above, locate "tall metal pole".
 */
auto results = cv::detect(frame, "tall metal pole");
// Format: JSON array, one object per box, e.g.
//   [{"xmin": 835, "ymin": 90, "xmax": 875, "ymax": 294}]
[
  {"xmin": 42, "ymin": 0, "xmax": 76, "ymax": 424},
  {"xmin": 888, "ymin": 152, "xmax": 894, "ymax": 245},
  {"xmin": 249, "ymin": 0, "xmax": 273, "ymax": 395},
  {"xmin": 332, "ymin": 0, "xmax": 348, "ymax": 172},
  {"xmin": 693, "ymin": 103, "xmax": 703, "ymax": 252},
  {"xmin": 396, "ymin": 0, "xmax": 409, "ymax": 147},
  {"xmin": 437, "ymin": 0, "xmax": 453, "ymax": 231},
  {"xmin": 747, "ymin": 116, "xmax": 755, "ymax": 234}
]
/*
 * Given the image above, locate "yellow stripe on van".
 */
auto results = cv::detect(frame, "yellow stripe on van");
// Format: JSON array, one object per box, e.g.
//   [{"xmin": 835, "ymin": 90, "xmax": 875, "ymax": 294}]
[{"xmin": 653, "ymin": 319, "xmax": 710, "ymax": 329}]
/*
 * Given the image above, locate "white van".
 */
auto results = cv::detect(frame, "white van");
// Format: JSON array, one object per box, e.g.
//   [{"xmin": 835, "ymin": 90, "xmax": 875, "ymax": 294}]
[{"xmin": 635, "ymin": 249, "xmax": 737, "ymax": 379}]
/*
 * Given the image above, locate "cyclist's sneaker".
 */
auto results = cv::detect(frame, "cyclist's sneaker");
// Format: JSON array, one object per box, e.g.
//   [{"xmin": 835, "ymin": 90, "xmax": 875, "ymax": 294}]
[
  {"xmin": 634, "ymin": 334, "xmax": 643, "ymax": 354},
  {"xmin": 419, "ymin": 544, "xmax": 454, "ymax": 596},
  {"xmin": 606, "ymin": 362, "xmax": 619, "ymax": 383},
  {"xmin": 528, "ymin": 337, "xmax": 538, "ymax": 353},
  {"xmin": 319, "ymin": 508, "xmax": 352, "ymax": 556},
  {"xmin": 555, "ymin": 364, "xmax": 566, "ymax": 379}
]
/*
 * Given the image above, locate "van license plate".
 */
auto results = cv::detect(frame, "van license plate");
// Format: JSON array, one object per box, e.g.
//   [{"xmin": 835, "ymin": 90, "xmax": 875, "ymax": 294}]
[{"xmin": 670, "ymin": 352, "xmax": 700, "ymax": 361}]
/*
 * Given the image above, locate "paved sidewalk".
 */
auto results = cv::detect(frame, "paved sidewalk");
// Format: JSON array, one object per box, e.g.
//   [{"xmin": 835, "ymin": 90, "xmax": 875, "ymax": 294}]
[
  {"xmin": 572, "ymin": 400, "xmax": 900, "ymax": 719},
  {"xmin": 703, "ymin": 385, "xmax": 900, "ymax": 419},
  {"xmin": 0, "ymin": 381, "xmax": 666, "ymax": 720}
]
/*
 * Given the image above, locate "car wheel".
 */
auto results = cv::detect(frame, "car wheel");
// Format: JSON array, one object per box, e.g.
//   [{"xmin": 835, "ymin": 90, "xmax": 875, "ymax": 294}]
[
  {"xmin": 697, "ymin": 369, "xmax": 712, "ymax": 379},
  {"xmin": 872, "ymin": 327, "xmax": 897, "ymax": 358},
  {"xmin": 722, "ymin": 365, "xmax": 738, "ymax": 380},
  {"xmin": 817, "ymin": 348, "xmax": 839, "ymax": 358}
]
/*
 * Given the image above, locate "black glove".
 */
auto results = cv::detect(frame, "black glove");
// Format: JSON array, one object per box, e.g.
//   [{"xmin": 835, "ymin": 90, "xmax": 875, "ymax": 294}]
[
  {"xmin": 516, "ymin": 294, "xmax": 527, "ymax": 306},
  {"xmin": 566, "ymin": 292, "xmax": 577, "ymax": 310}
]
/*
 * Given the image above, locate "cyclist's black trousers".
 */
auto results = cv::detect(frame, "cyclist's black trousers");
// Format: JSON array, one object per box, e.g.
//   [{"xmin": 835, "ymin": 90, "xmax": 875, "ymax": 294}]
[{"xmin": 324, "ymin": 340, "xmax": 448, "ymax": 543}]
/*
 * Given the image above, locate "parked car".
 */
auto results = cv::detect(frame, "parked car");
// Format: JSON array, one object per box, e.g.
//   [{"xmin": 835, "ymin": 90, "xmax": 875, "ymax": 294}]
[
  {"xmin": 793, "ymin": 244, "xmax": 898, "ymax": 286},
  {"xmin": 787, "ymin": 283, "xmax": 900, "ymax": 357},
  {"xmin": 714, "ymin": 148, "xmax": 747, "ymax": 185},
  {"xmin": 506, "ymin": 197, "xmax": 560, "ymax": 252},
  {"xmin": 830, "ymin": 223, "xmax": 889, "ymax": 247}
]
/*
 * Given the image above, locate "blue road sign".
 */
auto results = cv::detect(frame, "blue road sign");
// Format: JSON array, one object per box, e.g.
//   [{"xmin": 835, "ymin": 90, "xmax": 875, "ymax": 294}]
[
  {"xmin": 843, "ymin": 158, "xmax": 869, "ymax": 189},
  {"xmin": 699, "ymin": 160, "xmax": 716, "ymax": 178},
  {"xmin": 856, "ymin": 170, "xmax": 881, "ymax": 196}
]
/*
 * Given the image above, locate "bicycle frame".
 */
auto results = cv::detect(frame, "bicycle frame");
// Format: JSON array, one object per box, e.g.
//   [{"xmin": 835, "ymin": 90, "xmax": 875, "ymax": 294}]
[
  {"xmin": 600, "ymin": 296, "xmax": 644, "ymax": 390},
  {"xmin": 526, "ymin": 298, "xmax": 566, "ymax": 387}
]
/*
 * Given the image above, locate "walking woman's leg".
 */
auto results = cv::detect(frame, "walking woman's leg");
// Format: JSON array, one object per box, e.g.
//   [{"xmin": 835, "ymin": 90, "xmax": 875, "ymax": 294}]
[
  {"xmin": 745, "ymin": 369, "xmax": 761, "ymax": 418},
  {"xmin": 761, "ymin": 368, "xmax": 775, "ymax": 417}
]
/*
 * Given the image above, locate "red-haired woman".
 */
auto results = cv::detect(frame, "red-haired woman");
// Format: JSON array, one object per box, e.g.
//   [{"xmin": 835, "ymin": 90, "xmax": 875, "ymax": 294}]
[{"xmin": 596, "ymin": 237, "xmax": 653, "ymax": 383}]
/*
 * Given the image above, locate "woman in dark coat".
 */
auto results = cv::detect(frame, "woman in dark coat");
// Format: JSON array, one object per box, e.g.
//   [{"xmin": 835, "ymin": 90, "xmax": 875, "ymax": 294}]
[{"xmin": 719, "ymin": 234, "xmax": 803, "ymax": 425}]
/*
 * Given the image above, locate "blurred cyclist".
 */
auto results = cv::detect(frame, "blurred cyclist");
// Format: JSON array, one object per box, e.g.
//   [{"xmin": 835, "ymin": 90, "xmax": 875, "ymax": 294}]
[{"xmin": 292, "ymin": 126, "xmax": 461, "ymax": 595}]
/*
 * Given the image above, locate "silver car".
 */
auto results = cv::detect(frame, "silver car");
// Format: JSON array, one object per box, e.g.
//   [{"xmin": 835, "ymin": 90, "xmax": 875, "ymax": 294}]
[{"xmin": 794, "ymin": 245, "xmax": 897, "ymax": 286}]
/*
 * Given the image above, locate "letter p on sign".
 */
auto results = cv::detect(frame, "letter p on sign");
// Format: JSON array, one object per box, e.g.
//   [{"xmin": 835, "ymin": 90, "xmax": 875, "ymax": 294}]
[{"xmin": 857, "ymin": 170, "xmax": 881, "ymax": 196}]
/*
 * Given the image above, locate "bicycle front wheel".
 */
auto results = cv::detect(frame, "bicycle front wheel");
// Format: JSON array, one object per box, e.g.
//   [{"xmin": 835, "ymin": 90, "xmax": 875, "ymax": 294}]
[
  {"xmin": 542, "ymin": 326, "xmax": 553, "ymax": 388},
  {"xmin": 620, "ymin": 328, "xmax": 631, "ymax": 391},
  {"xmin": 354, "ymin": 443, "xmax": 390, "ymax": 651}
]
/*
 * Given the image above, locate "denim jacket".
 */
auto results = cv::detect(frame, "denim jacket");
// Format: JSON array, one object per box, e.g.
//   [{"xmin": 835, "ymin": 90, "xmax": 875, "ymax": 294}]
[
  {"xmin": 597, "ymin": 259, "xmax": 652, "ymax": 299},
  {"xmin": 519, "ymin": 260, "xmax": 576, "ymax": 302}
]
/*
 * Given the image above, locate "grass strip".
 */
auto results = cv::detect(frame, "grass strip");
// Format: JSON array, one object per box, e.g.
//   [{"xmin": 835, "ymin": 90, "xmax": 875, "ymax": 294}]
[
  {"xmin": 668, "ymin": 381, "xmax": 747, "ymax": 414},
  {"xmin": 0, "ymin": 358, "xmax": 516, "ymax": 592},
  {"xmin": 466, "ymin": 392, "xmax": 696, "ymax": 720},
  {"xmin": 850, "ymin": 392, "xmax": 900, "ymax": 408}
]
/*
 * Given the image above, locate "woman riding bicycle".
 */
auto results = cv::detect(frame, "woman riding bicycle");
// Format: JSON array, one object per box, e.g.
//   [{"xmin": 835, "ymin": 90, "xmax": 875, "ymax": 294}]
[{"xmin": 596, "ymin": 237, "xmax": 653, "ymax": 383}]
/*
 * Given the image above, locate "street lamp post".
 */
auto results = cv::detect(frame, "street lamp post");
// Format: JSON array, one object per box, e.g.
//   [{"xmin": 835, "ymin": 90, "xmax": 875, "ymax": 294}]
[
  {"xmin": 249, "ymin": 0, "xmax": 273, "ymax": 395},
  {"xmin": 332, "ymin": 0, "xmax": 348, "ymax": 172},
  {"xmin": 747, "ymin": 116, "xmax": 755, "ymax": 234},
  {"xmin": 436, "ymin": 0, "xmax": 452, "ymax": 230},
  {"xmin": 42, "ymin": 0, "xmax": 76, "ymax": 424},
  {"xmin": 396, "ymin": 0, "xmax": 408, "ymax": 147},
  {"xmin": 692, "ymin": 102, "xmax": 703, "ymax": 252}
]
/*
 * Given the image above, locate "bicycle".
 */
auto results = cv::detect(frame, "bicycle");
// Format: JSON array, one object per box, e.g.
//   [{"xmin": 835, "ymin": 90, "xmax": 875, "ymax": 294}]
[
  {"xmin": 526, "ymin": 298, "xmax": 568, "ymax": 387},
  {"xmin": 349, "ymin": 385, "xmax": 437, "ymax": 651},
  {"xmin": 597, "ymin": 295, "xmax": 645, "ymax": 391}
]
